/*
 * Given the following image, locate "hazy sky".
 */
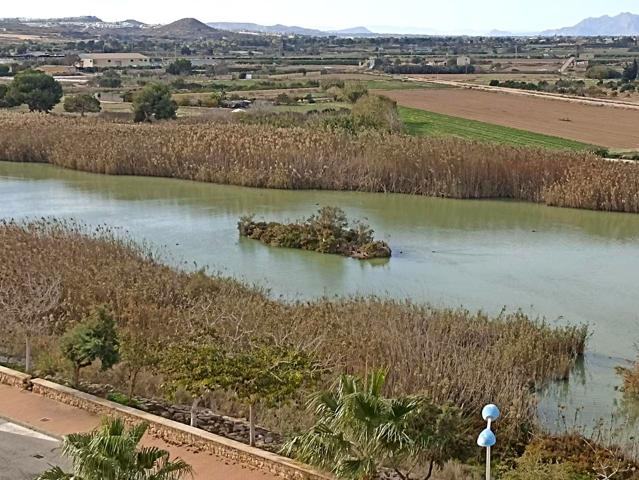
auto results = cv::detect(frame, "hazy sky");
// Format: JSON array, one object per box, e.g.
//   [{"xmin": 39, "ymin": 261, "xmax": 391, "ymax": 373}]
[{"xmin": 7, "ymin": 0, "xmax": 638, "ymax": 33}]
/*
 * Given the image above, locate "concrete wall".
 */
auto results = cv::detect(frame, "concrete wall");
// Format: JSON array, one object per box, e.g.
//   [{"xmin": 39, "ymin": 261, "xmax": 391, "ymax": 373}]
[
  {"xmin": 30, "ymin": 378, "xmax": 330, "ymax": 480},
  {"xmin": 0, "ymin": 365, "xmax": 31, "ymax": 389}
]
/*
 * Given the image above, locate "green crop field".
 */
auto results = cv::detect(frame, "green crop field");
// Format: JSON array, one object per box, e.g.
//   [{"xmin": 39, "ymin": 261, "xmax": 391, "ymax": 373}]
[
  {"xmin": 366, "ymin": 79, "xmax": 450, "ymax": 90},
  {"xmin": 399, "ymin": 106, "xmax": 601, "ymax": 152}
]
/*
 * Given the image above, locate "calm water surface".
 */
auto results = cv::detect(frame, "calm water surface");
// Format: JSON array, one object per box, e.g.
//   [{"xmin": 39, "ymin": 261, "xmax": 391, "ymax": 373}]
[{"xmin": 1, "ymin": 161, "xmax": 638, "ymax": 434}]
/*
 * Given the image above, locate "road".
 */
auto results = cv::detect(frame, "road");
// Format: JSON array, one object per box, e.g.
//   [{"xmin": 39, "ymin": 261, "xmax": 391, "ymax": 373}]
[{"xmin": 0, "ymin": 418, "xmax": 68, "ymax": 480}]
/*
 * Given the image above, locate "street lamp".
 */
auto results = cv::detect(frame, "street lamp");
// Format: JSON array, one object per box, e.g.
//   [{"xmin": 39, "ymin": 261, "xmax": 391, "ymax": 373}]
[{"xmin": 477, "ymin": 404, "xmax": 500, "ymax": 480}]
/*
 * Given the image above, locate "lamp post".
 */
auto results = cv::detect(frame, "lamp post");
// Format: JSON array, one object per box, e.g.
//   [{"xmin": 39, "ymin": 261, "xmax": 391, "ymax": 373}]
[{"xmin": 477, "ymin": 404, "xmax": 500, "ymax": 480}]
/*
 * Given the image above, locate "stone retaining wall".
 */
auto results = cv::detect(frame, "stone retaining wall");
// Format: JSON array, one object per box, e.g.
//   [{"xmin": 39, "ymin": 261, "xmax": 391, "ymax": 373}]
[
  {"xmin": 30, "ymin": 378, "xmax": 330, "ymax": 480},
  {"xmin": 0, "ymin": 365, "xmax": 31, "ymax": 389}
]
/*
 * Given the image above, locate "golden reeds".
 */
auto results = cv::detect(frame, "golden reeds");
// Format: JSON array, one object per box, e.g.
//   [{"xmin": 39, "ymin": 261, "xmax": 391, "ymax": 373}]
[
  {"xmin": 0, "ymin": 220, "xmax": 588, "ymax": 450},
  {"xmin": 0, "ymin": 112, "xmax": 638, "ymax": 212}
]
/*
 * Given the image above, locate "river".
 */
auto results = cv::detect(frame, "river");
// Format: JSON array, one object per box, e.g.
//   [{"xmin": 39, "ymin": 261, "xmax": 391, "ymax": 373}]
[{"xmin": 1, "ymin": 161, "xmax": 638, "ymax": 436}]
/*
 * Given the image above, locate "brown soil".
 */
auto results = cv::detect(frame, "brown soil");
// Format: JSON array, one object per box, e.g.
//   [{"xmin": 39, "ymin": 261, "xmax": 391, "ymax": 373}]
[{"xmin": 384, "ymin": 88, "xmax": 639, "ymax": 149}]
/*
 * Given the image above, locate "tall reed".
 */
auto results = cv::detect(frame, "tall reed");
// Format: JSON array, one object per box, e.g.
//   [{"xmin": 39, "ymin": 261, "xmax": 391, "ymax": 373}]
[
  {"xmin": 0, "ymin": 112, "xmax": 638, "ymax": 212},
  {"xmin": 0, "ymin": 219, "xmax": 587, "ymax": 450}
]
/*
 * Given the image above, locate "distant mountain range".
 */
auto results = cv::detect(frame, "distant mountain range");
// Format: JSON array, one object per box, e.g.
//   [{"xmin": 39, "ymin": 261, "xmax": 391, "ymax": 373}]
[
  {"xmin": 206, "ymin": 22, "xmax": 373, "ymax": 36},
  {"xmin": 542, "ymin": 12, "xmax": 639, "ymax": 36},
  {"xmin": 3, "ymin": 13, "xmax": 639, "ymax": 37}
]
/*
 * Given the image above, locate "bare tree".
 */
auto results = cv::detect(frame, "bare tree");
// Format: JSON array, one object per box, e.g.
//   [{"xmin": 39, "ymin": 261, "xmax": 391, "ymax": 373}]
[{"xmin": 0, "ymin": 271, "xmax": 62, "ymax": 373}]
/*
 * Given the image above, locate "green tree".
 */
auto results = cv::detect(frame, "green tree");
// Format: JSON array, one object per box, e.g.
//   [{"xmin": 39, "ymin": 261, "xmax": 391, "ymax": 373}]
[
  {"xmin": 0, "ymin": 65, "xmax": 10, "ymax": 77},
  {"xmin": 161, "ymin": 339, "xmax": 320, "ymax": 442},
  {"xmin": 37, "ymin": 417, "xmax": 192, "ymax": 480},
  {"xmin": 63, "ymin": 94, "xmax": 101, "ymax": 117},
  {"xmin": 119, "ymin": 320, "xmax": 161, "ymax": 401},
  {"xmin": 342, "ymin": 82, "xmax": 369, "ymax": 103},
  {"xmin": 622, "ymin": 59, "xmax": 638, "ymax": 81},
  {"xmin": 222, "ymin": 343, "xmax": 322, "ymax": 446},
  {"xmin": 160, "ymin": 340, "xmax": 226, "ymax": 427},
  {"xmin": 98, "ymin": 70, "xmax": 122, "ymax": 88},
  {"xmin": 166, "ymin": 59, "xmax": 193, "ymax": 76},
  {"xmin": 132, "ymin": 83, "xmax": 177, "ymax": 123},
  {"xmin": 5, "ymin": 70, "xmax": 63, "ymax": 112},
  {"xmin": 283, "ymin": 370, "xmax": 469, "ymax": 480},
  {"xmin": 60, "ymin": 307, "xmax": 120, "ymax": 387}
]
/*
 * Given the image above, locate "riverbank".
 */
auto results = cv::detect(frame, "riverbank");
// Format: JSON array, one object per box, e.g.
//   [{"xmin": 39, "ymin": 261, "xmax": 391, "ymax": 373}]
[
  {"xmin": 0, "ymin": 219, "xmax": 588, "ymax": 452},
  {"xmin": 0, "ymin": 112, "xmax": 638, "ymax": 213}
]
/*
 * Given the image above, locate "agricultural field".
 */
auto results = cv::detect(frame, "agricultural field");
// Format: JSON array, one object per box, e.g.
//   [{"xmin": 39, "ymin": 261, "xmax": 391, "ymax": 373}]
[
  {"xmin": 399, "ymin": 107, "xmax": 599, "ymax": 151},
  {"xmin": 383, "ymin": 87, "xmax": 639, "ymax": 150}
]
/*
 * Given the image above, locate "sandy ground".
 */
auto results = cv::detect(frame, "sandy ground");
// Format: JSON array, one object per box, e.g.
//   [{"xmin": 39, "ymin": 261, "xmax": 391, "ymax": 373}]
[
  {"xmin": 383, "ymin": 88, "xmax": 639, "ymax": 149},
  {"xmin": 0, "ymin": 384, "xmax": 278, "ymax": 480}
]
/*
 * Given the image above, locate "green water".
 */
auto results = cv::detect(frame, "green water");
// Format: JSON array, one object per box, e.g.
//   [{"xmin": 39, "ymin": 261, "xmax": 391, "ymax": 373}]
[{"xmin": 1, "ymin": 161, "xmax": 638, "ymax": 433}]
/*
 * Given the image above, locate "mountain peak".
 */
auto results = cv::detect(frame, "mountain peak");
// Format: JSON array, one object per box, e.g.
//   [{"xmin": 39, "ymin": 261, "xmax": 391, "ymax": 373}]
[{"xmin": 543, "ymin": 12, "xmax": 639, "ymax": 36}]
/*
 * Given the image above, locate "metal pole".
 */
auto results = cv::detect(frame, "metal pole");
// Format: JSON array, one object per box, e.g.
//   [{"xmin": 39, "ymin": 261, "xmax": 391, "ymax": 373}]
[{"xmin": 486, "ymin": 418, "xmax": 492, "ymax": 480}]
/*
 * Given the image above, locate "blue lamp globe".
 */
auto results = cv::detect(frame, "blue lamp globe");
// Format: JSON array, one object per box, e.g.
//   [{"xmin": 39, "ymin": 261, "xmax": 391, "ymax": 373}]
[
  {"xmin": 477, "ymin": 428, "xmax": 496, "ymax": 448},
  {"xmin": 482, "ymin": 404, "xmax": 500, "ymax": 422}
]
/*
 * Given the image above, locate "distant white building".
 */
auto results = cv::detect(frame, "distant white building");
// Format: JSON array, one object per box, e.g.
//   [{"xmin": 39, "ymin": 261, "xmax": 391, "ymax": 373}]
[
  {"xmin": 456, "ymin": 55, "xmax": 471, "ymax": 67},
  {"xmin": 77, "ymin": 53, "xmax": 150, "ymax": 69}
]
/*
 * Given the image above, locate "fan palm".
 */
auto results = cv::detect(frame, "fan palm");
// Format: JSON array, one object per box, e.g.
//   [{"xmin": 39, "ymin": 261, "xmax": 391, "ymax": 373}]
[
  {"xmin": 283, "ymin": 370, "xmax": 468, "ymax": 480},
  {"xmin": 38, "ymin": 417, "xmax": 193, "ymax": 480}
]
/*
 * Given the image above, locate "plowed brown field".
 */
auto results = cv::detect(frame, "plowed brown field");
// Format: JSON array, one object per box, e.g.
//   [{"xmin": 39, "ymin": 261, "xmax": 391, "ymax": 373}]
[{"xmin": 383, "ymin": 88, "xmax": 639, "ymax": 149}]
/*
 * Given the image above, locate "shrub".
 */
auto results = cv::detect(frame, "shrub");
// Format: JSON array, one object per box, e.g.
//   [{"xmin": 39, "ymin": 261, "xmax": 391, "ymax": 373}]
[
  {"xmin": 586, "ymin": 65, "xmax": 622, "ymax": 80},
  {"xmin": 342, "ymin": 82, "xmax": 368, "ymax": 103},
  {"xmin": 504, "ymin": 434, "xmax": 639, "ymax": 480},
  {"xmin": 352, "ymin": 94, "xmax": 404, "ymax": 133},
  {"xmin": 166, "ymin": 58, "xmax": 193, "ymax": 75},
  {"xmin": 63, "ymin": 94, "xmax": 101, "ymax": 117},
  {"xmin": 97, "ymin": 70, "xmax": 122, "ymax": 88},
  {"xmin": 132, "ymin": 83, "xmax": 177, "ymax": 122},
  {"xmin": 106, "ymin": 391, "xmax": 140, "ymax": 408}
]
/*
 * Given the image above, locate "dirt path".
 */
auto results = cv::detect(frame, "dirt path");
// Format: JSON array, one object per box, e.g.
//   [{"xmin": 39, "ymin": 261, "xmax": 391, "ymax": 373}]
[
  {"xmin": 382, "ymin": 87, "xmax": 639, "ymax": 150},
  {"xmin": 0, "ymin": 384, "xmax": 277, "ymax": 480}
]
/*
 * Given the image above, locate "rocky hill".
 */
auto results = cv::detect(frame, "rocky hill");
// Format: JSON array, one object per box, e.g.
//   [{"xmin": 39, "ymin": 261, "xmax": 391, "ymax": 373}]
[{"xmin": 543, "ymin": 12, "xmax": 639, "ymax": 36}]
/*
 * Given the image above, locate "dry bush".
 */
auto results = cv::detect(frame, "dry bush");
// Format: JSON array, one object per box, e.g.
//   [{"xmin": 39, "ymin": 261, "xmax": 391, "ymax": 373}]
[
  {"xmin": 0, "ymin": 220, "xmax": 588, "ymax": 451},
  {"xmin": 617, "ymin": 357, "xmax": 639, "ymax": 398},
  {"xmin": 0, "ymin": 112, "xmax": 637, "ymax": 212}
]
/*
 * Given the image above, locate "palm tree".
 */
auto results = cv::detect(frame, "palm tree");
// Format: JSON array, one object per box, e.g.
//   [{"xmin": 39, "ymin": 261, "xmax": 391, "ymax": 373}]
[
  {"xmin": 38, "ymin": 417, "xmax": 193, "ymax": 480},
  {"xmin": 282, "ymin": 370, "xmax": 468, "ymax": 480}
]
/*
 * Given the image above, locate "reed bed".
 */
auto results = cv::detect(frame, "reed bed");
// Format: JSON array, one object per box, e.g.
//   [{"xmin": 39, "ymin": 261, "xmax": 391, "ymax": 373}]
[
  {"xmin": 0, "ymin": 112, "xmax": 638, "ymax": 212},
  {"xmin": 0, "ymin": 220, "xmax": 587, "ymax": 450}
]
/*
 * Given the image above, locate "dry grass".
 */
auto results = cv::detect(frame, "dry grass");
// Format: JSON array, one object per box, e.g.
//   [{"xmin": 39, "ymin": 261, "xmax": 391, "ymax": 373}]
[
  {"xmin": 0, "ymin": 220, "xmax": 587, "ymax": 451},
  {"xmin": 0, "ymin": 112, "xmax": 638, "ymax": 212}
]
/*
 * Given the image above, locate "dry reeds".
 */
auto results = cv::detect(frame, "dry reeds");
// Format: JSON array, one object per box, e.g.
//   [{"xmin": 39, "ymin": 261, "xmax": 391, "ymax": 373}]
[
  {"xmin": 0, "ymin": 220, "xmax": 587, "ymax": 450},
  {"xmin": 0, "ymin": 112, "xmax": 638, "ymax": 212}
]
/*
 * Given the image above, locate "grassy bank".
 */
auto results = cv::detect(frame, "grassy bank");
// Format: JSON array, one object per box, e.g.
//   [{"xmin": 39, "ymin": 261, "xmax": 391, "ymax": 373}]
[
  {"xmin": 0, "ymin": 112, "xmax": 638, "ymax": 213},
  {"xmin": 399, "ymin": 106, "xmax": 600, "ymax": 152},
  {"xmin": 0, "ymin": 220, "xmax": 587, "ymax": 451}
]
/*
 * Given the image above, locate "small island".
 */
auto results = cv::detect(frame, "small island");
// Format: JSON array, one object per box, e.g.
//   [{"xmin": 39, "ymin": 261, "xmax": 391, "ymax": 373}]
[{"xmin": 238, "ymin": 207, "xmax": 391, "ymax": 259}]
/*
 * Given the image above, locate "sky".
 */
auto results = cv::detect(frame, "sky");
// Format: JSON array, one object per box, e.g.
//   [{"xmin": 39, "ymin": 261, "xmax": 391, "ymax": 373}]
[{"xmin": 5, "ymin": 0, "xmax": 638, "ymax": 34}]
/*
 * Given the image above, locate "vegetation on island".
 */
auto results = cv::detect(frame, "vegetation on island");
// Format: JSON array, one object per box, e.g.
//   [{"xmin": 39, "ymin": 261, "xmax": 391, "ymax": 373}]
[
  {"xmin": 238, "ymin": 207, "xmax": 392, "ymax": 259},
  {"xmin": 0, "ymin": 219, "xmax": 588, "ymax": 459},
  {"xmin": 0, "ymin": 112, "xmax": 638, "ymax": 213}
]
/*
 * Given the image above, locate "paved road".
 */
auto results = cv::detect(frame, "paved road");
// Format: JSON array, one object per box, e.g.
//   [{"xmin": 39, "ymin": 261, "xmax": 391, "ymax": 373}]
[{"xmin": 0, "ymin": 418, "xmax": 68, "ymax": 480}]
